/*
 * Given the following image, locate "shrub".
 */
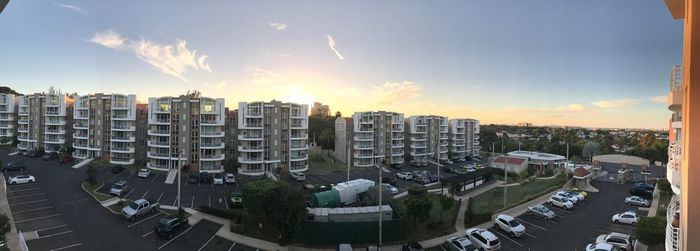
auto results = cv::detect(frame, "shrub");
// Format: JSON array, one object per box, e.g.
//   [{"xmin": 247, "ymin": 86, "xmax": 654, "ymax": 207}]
[
  {"xmin": 463, "ymin": 197, "xmax": 493, "ymax": 227},
  {"xmin": 543, "ymin": 168, "xmax": 554, "ymax": 177},
  {"xmin": 657, "ymin": 179, "xmax": 671, "ymax": 193},
  {"xmin": 636, "ymin": 216, "xmax": 666, "ymax": 246},
  {"xmin": 407, "ymin": 185, "xmax": 428, "ymax": 197},
  {"xmin": 199, "ymin": 206, "xmax": 242, "ymax": 223}
]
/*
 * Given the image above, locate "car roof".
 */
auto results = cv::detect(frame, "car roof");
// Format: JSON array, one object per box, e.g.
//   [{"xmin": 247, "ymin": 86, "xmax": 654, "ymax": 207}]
[
  {"xmin": 607, "ymin": 232, "xmax": 631, "ymax": 239},
  {"xmin": 589, "ymin": 243, "xmax": 613, "ymax": 250},
  {"xmin": 139, "ymin": 169, "xmax": 148, "ymax": 171},
  {"xmin": 497, "ymin": 214, "xmax": 515, "ymax": 221},
  {"xmin": 158, "ymin": 216, "xmax": 178, "ymax": 224},
  {"xmin": 134, "ymin": 198, "xmax": 147, "ymax": 204},
  {"xmin": 115, "ymin": 180, "xmax": 127, "ymax": 185},
  {"xmin": 468, "ymin": 228, "xmax": 497, "ymax": 241}
]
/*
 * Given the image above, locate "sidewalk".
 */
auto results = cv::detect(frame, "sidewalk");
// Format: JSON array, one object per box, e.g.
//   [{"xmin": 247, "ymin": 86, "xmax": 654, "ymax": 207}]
[
  {"xmin": 0, "ymin": 173, "xmax": 22, "ymax": 251},
  {"xmin": 187, "ymin": 209, "xmax": 287, "ymax": 251}
]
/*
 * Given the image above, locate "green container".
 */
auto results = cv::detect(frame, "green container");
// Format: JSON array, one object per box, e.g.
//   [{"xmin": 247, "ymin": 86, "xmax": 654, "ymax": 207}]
[{"xmin": 313, "ymin": 190, "xmax": 340, "ymax": 208}]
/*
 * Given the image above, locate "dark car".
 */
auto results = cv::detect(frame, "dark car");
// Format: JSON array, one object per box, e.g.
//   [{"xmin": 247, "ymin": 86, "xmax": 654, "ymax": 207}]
[
  {"xmin": 2, "ymin": 162, "xmax": 26, "ymax": 172},
  {"xmin": 26, "ymin": 150, "xmax": 43, "ymax": 158},
  {"xmin": 187, "ymin": 175, "xmax": 199, "ymax": 184},
  {"xmin": 414, "ymin": 176, "xmax": 430, "ymax": 185},
  {"xmin": 155, "ymin": 216, "xmax": 188, "ymax": 240},
  {"xmin": 630, "ymin": 186, "xmax": 653, "ymax": 199},
  {"xmin": 111, "ymin": 165, "xmax": 125, "ymax": 174},
  {"xmin": 199, "ymin": 172, "xmax": 212, "ymax": 184},
  {"xmin": 42, "ymin": 153, "xmax": 58, "ymax": 161},
  {"xmin": 402, "ymin": 242, "xmax": 424, "ymax": 251},
  {"xmin": 382, "ymin": 177, "xmax": 397, "ymax": 186},
  {"xmin": 443, "ymin": 166, "xmax": 456, "ymax": 174},
  {"xmin": 634, "ymin": 182, "xmax": 655, "ymax": 191},
  {"xmin": 426, "ymin": 174, "xmax": 438, "ymax": 183}
]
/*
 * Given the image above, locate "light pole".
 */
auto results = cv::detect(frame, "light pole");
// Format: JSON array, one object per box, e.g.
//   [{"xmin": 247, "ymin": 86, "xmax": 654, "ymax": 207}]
[
  {"xmin": 177, "ymin": 149, "xmax": 183, "ymax": 209},
  {"xmin": 376, "ymin": 163, "xmax": 382, "ymax": 247},
  {"xmin": 502, "ymin": 138, "xmax": 508, "ymax": 208}
]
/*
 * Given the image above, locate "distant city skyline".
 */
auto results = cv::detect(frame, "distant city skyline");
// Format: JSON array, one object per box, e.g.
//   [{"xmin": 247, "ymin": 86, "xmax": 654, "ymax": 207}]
[{"xmin": 0, "ymin": 1, "xmax": 684, "ymax": 129}]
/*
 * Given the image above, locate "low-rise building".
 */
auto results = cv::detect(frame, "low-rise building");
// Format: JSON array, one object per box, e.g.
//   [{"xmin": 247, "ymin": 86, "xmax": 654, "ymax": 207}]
[
  {"xmin": 507, "ymin": 150, "xmax": 567, "ymax": 173},
  {"xmin": 490, "ymin": 156, "xmax": 529, "ymax": 173}
]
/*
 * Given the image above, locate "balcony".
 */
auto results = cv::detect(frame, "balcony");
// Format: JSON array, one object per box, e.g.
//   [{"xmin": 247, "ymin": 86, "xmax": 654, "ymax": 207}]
[
  {"xmin": 290, "ymin": 144, "xmax": 308, "ymax": 150},
  {"xmin": 148, "ymin": 130, "xmax": 170, "ymax": 136},
  {"xmin": 666, "ymin": 194, "xmax": 680, "ymax": 251},
  {"xmin": 238, "ymin": 165, "xmax": 265, "ymax": 176},
  {"xmin": 147, "ymin": 152, "xmax": 170, "ymax": 160},
  {"xmin": 73, "ymin": 133, "xmax": 89, "ymax": 139},
  {"xmin": 18, "ymin": 119, "xmax": 29, "ymax": 124},
  {"xmin": 289, "ymin": 163, "xmax": 308, "ymax": 172},
  {"xmin": 669, "ymin": 85, "xmax": 683, "ymax": 112},
  {"xmin": 110, "ymin": 157, "xmax": 135, "ymax": 165},
  {"xmin": 111, "ymin": 145, "xmax": 135, "ymax": 153},
  {"xmin": 45, "ymin": 120, "xmax": 66, "ymax": 126},
  {"xmin": 201, "ymin": 119, "xmax": 224, "ymax": 126},
  {"xmin": 73, "ymin": 142, "xmax": 88, "ymax": 149},
  {"xmin": 354, "ymin": 144, "xmax": 373, "ymax": 150},
  {"xmin": 111, "ymin": 114, "xmax": 130, "ymax": 120},
  {"xmin": 353, "ymin": 153, "xmax": 373, "ymax": 159},
  {"xmin": 0, "ymin": 124, "xmax": 12, "ymax": 129},
  {"xmin": 148, "ymin": 140, "xmax": 170, "ymax": 148},
  {"xmin": 290, "ymin": 154, "xmax": 308, "ymax": 161},
  {"xmin": 411, "ymin": 135, "xmax": 427, "ymax": 141},
  {"xmin": 152, "ymin": 118, "xmax": 171, "ymax": 124},
  {"xmin": 238, "ymin": 156, "xmax": 264, "ymax": 164},
  {"xmin": 392, "ymin": 150, "xmax": 404, "ymax": 157},
  {"xmin": 74, "ymin": 123, "xmax": 88, "ymax": 129},
  {"xmin": 111, "ymin": 135, "xmax": 135, "ymax": 142},
  {"xmin": 45, "ymin": 129, "xmax": 65, "ymax": 135},
  {"xmin": 201, "ymin": 142, "xmax": 225, "ymax": 149},
  {"xmin": 44, "ymin": 138, "xmax": 65, "ymax": 144},
  {"xmin": 201, "ymin": 131, "xmax": 224, "ymax": 137},
  {"xmin": 238, "ymin": 134, "xmax": 263, "ymax": 141},
  {"xmin": 667, "ymin": 140, "xmax": 681, "ymax": 194},
  {"xmin": 410, "ymin": 143, "xmax": 427, "ymax": 149},
  {"xmin": 0, "ymin": 116, "xmax": 12, "ymax": 121},
  {"xmin": 238, "ymin": 145, "xmax": 263, "ymax": 152},
  {"xmin": 112, "ymin": 125, "xmax": 136, "ymax": 131},
  {"xmin": 290, "ymin": 121, "xmax": 307, "ymax": 129},
  {"xmin": 290, "ymin": 134, "xmax": 308, "ymax": 140},
  {"xmin": 147, "ymin": 162, "xmax": 171, "ymax": 171},
  {"xmin": 73, "ymin": 152, "xmax": 88, "ymax": 159},
  {"xmin": 353, "ymin": 135, "xmax": 373, "ymax": 141}
]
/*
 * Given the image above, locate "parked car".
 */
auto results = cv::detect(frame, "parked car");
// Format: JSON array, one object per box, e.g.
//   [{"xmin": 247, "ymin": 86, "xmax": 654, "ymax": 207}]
[
  {"xmin": 7, "ymin": 175, "xmax": 35, "ymax": 185},
  {"xmin": 1, "ymin": 162, "xmax": 26, "ymax": 172},
  {"xmin": 612, "ymin": 211, "xmax": 639, "ymax": 225},
  {"xmin": 426, "ymin": 174, "xmax": 438, "ymax": 183},
  {"xmin": 555, "ymin": 191, "xmax": 580, "ymax": 204},
  {"xmin": 229, "ymin": 192, "xmax": 243, "ymax": 208},
  {"xmin": 585, "ymin": 243, "xmax": 615, "ymax": 251},
  {"xmin": 110, "ymin": 180, "xmax": 128, "ymax": 197},
  {"xmin": 455, "ymin": 168, "xmax": 469, "ymax": 175},
  {"xmin": 445, "ymin": 236, "xmax": 479, "ymax": 251},
  {"xmin": 465, "ymin": 166, "xmax": 477, "ymax": 172},
  {"xmin": 465, "ymin": 228, "xmax": 501, "ymax": 251},
  {"xmin": 595, "ymin": 232, "xmax": 634, "ymax": 251},
  {"xmin": 187, "ymin": 175, "xmax": 199, "ymax": 184},
  {"xmin": 42, "ymin": 152, "xmax": 58, "ymax": 161},
  {"xmin": 396, "ymin": 172, "xmax": 413, "ymax": 180},
  {"xmin": 291, "ymin": 172, "xmax": 306, "ymax": 182},
  {"xmin": 413, "ymin": 176, "xmax": 430, "ymax": 185},
  {"xmin": 568, "ymin": 188, "xmax": 588, "ymax": 197},
  {"xmin": 26, "ymin": 150, "xmax": 42, "ymax": 158},
  {"xmin": 199, "ymin": 172, "xmax": 213, "ymax": 184},
  {"xmin": 366, "ymin": 245, "xmax": 381, "ymax": 251},
  {"xmin": 383, "ymin": 183, "xmax": 399, "ymax": 194},
  {"xmin": 402, "ymin": 242, "xmax": 424, "ymax": 251},
  {"xmin": 634, "ymin": 182, "xmax": 655, "ymax": 191},
  {"xmin": 213, "ymin": 173, "xmax": 224, "ymax": 185},
  {"xmin": 527, "ymin": 204, "xmax": 556, "ymax": 220},
  {"xmin": 629, "ymin": 186, "xmax": 653, "ymax": 199},
  {"xmin": 494, "ymin": 214, "xmax": 526, "ymax": 237},
  {"xmin": 137, "ymin": 169, "xmax": 151, "ymax": 178},
  {"xmin": 224, "ymin": 173, "xmax": 236, "ymax": 183},
  {"xmin": 121, "ymin": 198, "xmax": 159, "ymax": 220},
  {"xmin": 562, "ymin": 190, "xmax": 584, "ymax": 201},
  {"xmin": 548, "ymin": 195, "xmax": 573, "ymax": 209},
  {"xmin": 155, "ymin": 216, "xmax": 188, "ymax": 240},
  {"xmin": 338, "ymin": 244, "xmax": 353, "ymax": 251},
  {"xmin": 625, "ymin": 196, "xmax": 650, "ymax": 207},
  {"xmin": 382, "ymin": 177, "xmax": 397, "ymax": 186},
  {"xmin": 111, "ymin": 165, "xmax": 125, "ymax": 174},
  {"xmin": 443, "ymin": 166, "xmax": 456, "ymax": 173}
]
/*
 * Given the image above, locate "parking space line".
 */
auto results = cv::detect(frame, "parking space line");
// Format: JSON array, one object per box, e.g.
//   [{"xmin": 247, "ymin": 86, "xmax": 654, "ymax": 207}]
[
  {"xmin": 15, "ymin": 214, "xmax": 61, "ymax": 223},
  {"xmin": 142, "ymin": 230, "xmax": 154, "ymax": 237},
  {"xmin": 11, "ymin": 199, "xmax": 49, "ymax": 206},
  {"xmin": 35, "ymin": 224, "xmax": 68, "ymax": 232},
  {"xmin": 197, "ymin": 234, "xmax": 217, "ymax": 251},
  {"xmin": 607, "ymin": 223, "xmax": 636, "ymax": 229},
  {"xmin": 37, "ymin": 230, "xmax": 72, "ymax": 239},
  {"xmin": 524, "ymin": 232, "xmax": 536, "ymax": 238},
  {"xmin": 124, "ymin": 189, "xmax": 135, "ymax": 199},
  {"xmin": 191, "ymin": 196, "xmax": 195, "ymax": 208},
  {"xmin": 128, "ymin": 212, "xmax": 163, "ymax": 228},
  {"xmin": 13, "ymin": 206, "xmax": 54, "ymax": 214},
  {"xmin": 549, "ymin": 206, "xmax": 572, "ymax": 214},
  {"xmin": 208, "ymin": 196, "xmax": 211, "ymax": 207},
  {"xmin": 142, "ymin": 191, "xmax": 149, "ymax": 199},
  {"xmin": 158, "ymin": 226, "xmax": 192, "ymax": 250},
  {"xmin": 172, "ymin": 196, "xmax": 179, "ymax": 207},
  {"xmin": 227, "ymin": 242, "xmax": 236, "ymax": 251},
  {"xmin": 8, "ymin": 187, "xmax": 40, "ymax": 192},
  {"xmin": 151, "ymin": 174, "xmax": 158, "ymax": 182},
  {"xmin": 493, "ymin": 231, "xmax": 524, "ymax": 247},
  {"xmin": 7, "ymin": 193, "xmax": 44, "ymax": 199},
  {"xmin": 556, "ymin": 215, "xmax": 567, "ymax": 219},
  {"xmin": 516, "ymin": 218, "xmax": 547, "ymax": 231},
  {"xmin": 225, "ymin": 197, "xmax": 229, "ymax": 209},
  {"xmin": 49, "ymin": 243, "xmax": 83, "ymax": 251},
  {"xmin": 157, "ymin": 192, "xmax": 164, "ymax": 202}
]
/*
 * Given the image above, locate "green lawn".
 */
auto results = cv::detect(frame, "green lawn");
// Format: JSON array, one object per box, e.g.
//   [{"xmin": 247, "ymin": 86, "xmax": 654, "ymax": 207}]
[
  {"xmin": 307, "ymin": 151, "xmax": 367, "ymax": 176},
  {"xmin": 395, "ymin": 193, "xmax": 459, "ymax": 241},
  {"xmin": 82, "ymin": 182, "xmax": 112, "ymax": 202},
  {"xmin": 108, "ymin": 199, "xmax": 133, "ymax": 214},
  {"xmin": 470, "ymin": 174, "xmax": 566, "ymax": 214}
]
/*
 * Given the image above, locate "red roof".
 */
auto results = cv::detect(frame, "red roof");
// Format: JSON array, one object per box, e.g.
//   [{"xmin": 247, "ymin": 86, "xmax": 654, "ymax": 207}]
[
  {"xmin": 492, "ymin": 156, "xmax": 527, "ymax": 165},
  {"xmin": 573, "ymin": 167, "xmax": 591, "ymax": 179}
]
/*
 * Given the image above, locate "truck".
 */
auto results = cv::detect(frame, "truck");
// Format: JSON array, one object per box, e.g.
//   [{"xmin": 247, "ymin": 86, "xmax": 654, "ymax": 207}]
[
  {"xmin": 333, "ymin": 179, "xmax": 375, "ymax": 205},
  {"xmin": 122, "ymin": 199, "xmax": 159, "ymax": 220}
]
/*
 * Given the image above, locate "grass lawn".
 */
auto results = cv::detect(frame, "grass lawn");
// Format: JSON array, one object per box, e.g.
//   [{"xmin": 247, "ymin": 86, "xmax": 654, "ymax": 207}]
[
  {"xmin": 225, "ymin": 208, "xmax": 282, "ymax": 244},
  {"xmin": 470, "ymin": 174, "xmax": 566, "ymax": 214},
  {"xmin": 82, "ymin": 182, "xmax": 111, "ymax": 202},
  {"xmin": 307, "ymin": 151, "xmax": 365, "ymax": 176},
  {"xmin": 108, "ymin": 199, "xmax": 134, "ymax": 214},
  {"xmin": 395, "ymin": 193, "xmax": 459, "ymax": 241}
]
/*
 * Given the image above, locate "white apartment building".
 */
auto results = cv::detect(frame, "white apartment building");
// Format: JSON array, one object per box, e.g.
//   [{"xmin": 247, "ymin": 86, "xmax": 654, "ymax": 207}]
[
  {"xmin": 0, "ymin": 94, "xmax": 17, "ymax": 143},
  {"xmin": 347, "ymin": 111, "xmax": 404, "ymax": 168},
  {"xmin": 147, "ymin": 94, "xmax": 226, "ymax": 173},
  {"xmin": 406, "ymin": 115, "xmax": 448, "ymax": 166},
  {"xmin": 449, "ymin": 119, "xmax": 468, "ymax": 161},
  {"xmin": 72, "ymin": 94, "xmax": 137, "ymax": 165},
  {"xmin": 237, "ymin": 101, "xmax": 309, "ymax": 176},
  {"xmin": 17, "ymin": 90, "xmax": 72, "ymax": 153},
  {"xmin": 466, "ymin": 118, "xmax": 481, "ymax": 157}
]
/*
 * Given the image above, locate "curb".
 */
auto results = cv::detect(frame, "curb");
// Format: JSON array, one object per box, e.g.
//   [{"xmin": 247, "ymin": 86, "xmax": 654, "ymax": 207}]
[{"xmin": 80, "ymin": 182, "xmax": 122, "ymax": 215}]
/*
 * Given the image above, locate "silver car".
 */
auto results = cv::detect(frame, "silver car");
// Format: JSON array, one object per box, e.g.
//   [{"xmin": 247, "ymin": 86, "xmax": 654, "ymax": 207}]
[
  {"xmin": 527, "ymin": 204, "xmax": 556, "ymax": 220},
  {"xmin": 625, "ymin": 196, "xmax": 650, "ymax": 207}
]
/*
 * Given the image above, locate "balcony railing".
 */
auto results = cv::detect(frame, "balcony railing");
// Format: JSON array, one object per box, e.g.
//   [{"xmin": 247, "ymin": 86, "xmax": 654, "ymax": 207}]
[
  {"xmin": 668, "ymin": 140, "xmax": 682, "ymax": 193},
  {"xmin": 666, "ymin": 194, "xmax": 681, "ymax": 251}
]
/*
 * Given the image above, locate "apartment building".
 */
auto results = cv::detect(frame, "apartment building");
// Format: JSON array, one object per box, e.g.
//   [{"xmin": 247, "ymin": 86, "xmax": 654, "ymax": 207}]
[
  {"xmin": 0, "ymin": 94, "xmax": 17, "ymax": 144},
  {"xmin": 448, "ymin": 119, "xmax": 468, "ymax": 161},
  {"xmin": 224, "ymin": 108, "xmax": 238, "ymax": 164},
  {"xmin": 72, "ymin": 94, "xmax": 137, "ymax": 165},
  {"xmin": 334, "ymin": 117, "xmax": 352, "ymax": 163},
  {"xmin": 666, "ymin": 65, "xmax": 683, "ymax": 251},
  {"xmin": 466, "ymin": 118, "xmax": 481, "ymax": 157},
  {"xmin": 17, "ymin": 90, "xmax": 72, "ymax": 153},
  {"xmin": 135, "ymin": 103, "xmax": 148, "ymax": 164},
  {"xmin": 405, "ymin": 115, "xmax": 448, "ymax": 166},
  {"xmin": 146, "ymin": 94, "xmax": 226, "ymax": 173},
  {"xmin": 310, "ymin": 102, "xmax": 330, "ymax": 117},
  {"xmin": 237, "ymin": 101, "xmax": 309, "ymax": 175},
  {"xmin": 342, "ymin": 111, "xmax": 404, "ymax": 167}
]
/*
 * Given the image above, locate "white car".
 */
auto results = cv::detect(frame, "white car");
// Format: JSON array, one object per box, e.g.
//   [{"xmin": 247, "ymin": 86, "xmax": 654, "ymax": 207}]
[
  {"xmin": 555, "ymin": 191, "xmax": 579, "ymax": 204},
  {"xmin": 548, "ymin": 195, "xmax": 573, "ymax": 209},
  {"xmin": 396, "ymin": 172, "xmax": 413, "ymax": 180},
  {"xmin": 563, "ymin": 190, "xmax": 584, "ymax": 201},
  {"xmin": 7, "ymin": 175, "xmax": 35, "ymax": 185},
  {"xmin": 137, "ymin": 169, "xmax": 150, "ymax": 178},
  {"xmin": 212, "ymin": 173, "xmax": 224, "ymax": 185},
  {"xmin": 224, "ymin": 173, "xmax": 236, "ymax": 184},
  {"xmin": 494, "ymin": 214, "xmax": 526, "ymax": 237},
  {"xmin": 586, "ymin": 243, "xmax": 615, "ymax": 251},
  {"xmin": 612, "ymin": 211, "xmax": 639, "ymax": 225},
  {"xmin": 465, "ymin": 228, "xmax": 501, "ymax": 251},
  {"xmin": 466, "ymin": 166, "xmax": 477, "ymax": 172},
  {"xmin": 625, "ymin": 196, "xmax": 650, "ymax": 207},
  {"xmin": 383, "ymin": 183, "xmax": 399, "ymax": 194},
  {"xmin": 595, "ymin": 232, "xmax": 634, "ymax": 251},
  {"xmin": 527, "ymin": 204, "xmax": 556, "ymax": 220},
  {"xmin": 445, "ymin": 236, "xmax": 479, "ymax": 251},
  {"xmin": 291, "ymin": 172, "xmax": 306, "ymax": 181}
]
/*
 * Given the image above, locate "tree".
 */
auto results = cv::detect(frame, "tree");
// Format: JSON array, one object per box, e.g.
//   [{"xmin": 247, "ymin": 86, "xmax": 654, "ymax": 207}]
[
  {"xmin": 582, "ymin": 141, "xmax": 600, "ymax": 161},
  {"xmin": 318, "ymin": 128, "xmax": 335, "ymax": 150},
  {"xmin": 85, "ymin": 163, "xmax": 99, "ymax": 185},
  {"xmin": 335, "ymin": 111, "xmax": 341, "ymax": 118},
  {"xmin": 242, "ymin": 178, "xmax": 306, "ymax": 245},
  {"xmin": 520, "ymin": 171, "xmax": 531, "ymax": 194},
  {"xmin": 404, "ymin": 195, "xmax": 433, "ymax": 229},
  {"xmin": 439, "ymin": 195, "xmax": 454, "ymax": 223},
  {"xmin": 636, "ymin": 216, "xmax": 666, "ymax": 246}
]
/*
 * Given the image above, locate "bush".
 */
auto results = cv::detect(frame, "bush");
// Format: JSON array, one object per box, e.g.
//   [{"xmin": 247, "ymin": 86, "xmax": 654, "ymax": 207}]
[
  {"xmin": 199, "ymin": 206, "xmax": 242, "ymax": 223},
  {"xmin": 657, "ymin": 179, "xmax": 671, "ymax": 193},
  {"xmin": 463, "ymin": 197, "xmax": 493, "ymax": 227},
  {"xmin": 407, "ymin": 185, "xmax": 428, "ymax": 197},
  {"xmin": 230, "ymin": 223, "xmax": 245, "ymax": 233},
  {"xmin": 636, "ymin": 216, "xmax": 666, "ymax": 246},
  {"xmin": 543, "ymin": 168, "xmax": 554, "ymax": 177}
]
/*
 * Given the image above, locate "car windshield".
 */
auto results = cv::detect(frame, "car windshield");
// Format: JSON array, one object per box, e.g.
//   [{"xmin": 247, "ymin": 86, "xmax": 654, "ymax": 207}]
[
  {"xmin": 114, "ymin": 184, "xmax": 124, "ymax": 189},
  {"xmin": 540, "ymin": 207, "xmax": 550, "ymax": 213},
  {"xmin": 464, "ymin": 244, "xmax": 479, "ymax": 251},
  {"xmin": 128, "ymin": 202, "xmax": 139, "ymax": 210},
  {"xmin": 508, "ymin": 219, "xmax": 521, "ymax": 227}
]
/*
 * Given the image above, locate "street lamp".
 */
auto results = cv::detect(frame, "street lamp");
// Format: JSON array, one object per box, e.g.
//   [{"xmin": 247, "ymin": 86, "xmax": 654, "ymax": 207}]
[
  {"xmin": 177, "ymin": 149, "xmax": 183, "ymax": 209},
  {"xmin": 376, "ymin": 163, "xmax": 383, "ymax": 247}
]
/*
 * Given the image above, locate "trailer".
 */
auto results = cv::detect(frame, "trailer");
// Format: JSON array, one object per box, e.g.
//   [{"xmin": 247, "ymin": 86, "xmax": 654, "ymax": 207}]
[{"xmin": 333, "ymin": 179, "xmax": 376, "ymax": 205}]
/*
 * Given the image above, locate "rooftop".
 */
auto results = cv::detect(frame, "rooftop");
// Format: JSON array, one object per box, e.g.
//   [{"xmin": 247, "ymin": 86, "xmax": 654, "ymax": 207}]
[
  {"xmin": 508, "ymin": 150, "xmax": 566, "ymax": 161},
  {"xmin": 492, "ymin": 156, "xmax": 528, "ymax": 165}
]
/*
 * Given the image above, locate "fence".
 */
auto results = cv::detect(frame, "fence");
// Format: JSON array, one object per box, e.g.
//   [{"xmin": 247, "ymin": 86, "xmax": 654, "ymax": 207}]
[{"xmin": 294, "ymin": 206, "xmax": 402, "ymax": 245}]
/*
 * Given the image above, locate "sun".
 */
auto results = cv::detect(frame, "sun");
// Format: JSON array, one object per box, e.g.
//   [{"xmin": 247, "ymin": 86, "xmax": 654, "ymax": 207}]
[{"xmin": 281, "ymin": 85, "xmax": 315, "ymax": 107}]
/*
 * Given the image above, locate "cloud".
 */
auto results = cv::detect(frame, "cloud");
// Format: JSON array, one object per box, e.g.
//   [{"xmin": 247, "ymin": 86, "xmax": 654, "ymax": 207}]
[
  {"xmin": 268, "ymin": 22, "xmax": 287, "ymax": 31},
  {"xmin": 555, "ymin": 103, "xmax": 585, "ymax": 112},
  {"xmin": 649, "ymin": 95, "xmax": 667, "ymax": 103},
  {"xmin": 326, "ymin": 34, "xmax": 345, "ymax": 60},
  {"xmin": 591, "ymin": 99, "xmax": 641, "ymax": 109},
  {"xmin": 204, "ymin": 82, "xmax": 226, "ymax": 90},
  {"xmin": 372, "ymin": 81, "xmax": 422, "ymax": 104},
  {"xmin": 246, "ymin": 67, "xmax": 284, "ymax": 84},
  {"xmin": 53, "ymin": 3, "xmax": 87, "ymax": 15},
  {"xmin": 279, "ymin": 54, "xmax": 293, "ymax": 58},
  {"xmin": 507, "ymin": 103, "xmax": 586, "ymax": 113},
  {"xmin": 90, "ymin": 29, "xmax": 212, "ymax": 82}
]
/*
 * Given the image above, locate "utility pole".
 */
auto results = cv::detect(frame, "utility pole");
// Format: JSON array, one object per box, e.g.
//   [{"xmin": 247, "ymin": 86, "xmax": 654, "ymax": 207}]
[
  {"xmin": 492, "ymin": 142, "xmax": 495, "ymax": 157},
  {"xmin": 502, "ymin": 138, "xmax": 508, "ymax": 208},
  {"xmin": 347, "ymin": 139, "xmax": 351, "ymax": 183},
  {"xmin": 177, "ymin": 149, "xmax": 183, "ymax": 209},
  {"xmin": 436, "ymin": 121, "xmax": 441, "ymax": 183},
  {"xmin": 376, "ymin": 163, "xmax": 382, "ymax": 247},
  {"xmin": 566, "ymin": 143, "xmax": 569, "ymax": 181}
]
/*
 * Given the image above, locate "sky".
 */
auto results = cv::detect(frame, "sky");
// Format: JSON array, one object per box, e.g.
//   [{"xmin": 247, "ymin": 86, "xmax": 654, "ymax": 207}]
[{"xmin": 0, "ymin": 1, "xmax": 684, "ymax": 129}]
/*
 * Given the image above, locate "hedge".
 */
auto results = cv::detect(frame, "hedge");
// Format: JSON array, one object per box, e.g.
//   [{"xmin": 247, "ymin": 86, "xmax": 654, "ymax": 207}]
[
  {"xmin": 636, "ymin": 216, "xmax": 666, "ymax": 246},
  {"xmin": 199, "ymin": 206, "xmax": 242, "ymax": 224}
]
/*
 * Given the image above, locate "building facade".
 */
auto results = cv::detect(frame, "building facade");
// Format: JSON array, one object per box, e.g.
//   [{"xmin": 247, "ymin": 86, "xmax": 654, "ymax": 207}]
[
  {"xmin": 72, "ymin": 94, "xmax": 137, "ymax": 165},
  {"xmin": 310, "ymin": 102, "xmax": 330, "ymax": 117},
  {"xmin": 135, "ymin": 103, "xmax": 148, "ymax": 164},
  {"xmin": 146, "ymin": 94, "xmax": 226, "ymax": 173},
  {"xmin": 236, "ymin": 101, "xmax": 309, "ymax": 176},
  {"xmin": 406, "ymin": 115, "xmax": 447, "ymax": 166},
  {"xmin": 448, "ymin": 119, "xmax": 468, "ymax": 161},
  {"xmin": 346, "ymin": 111, "xmax": 404, "ymax": 167},
  {"xmin": 334, "ymin": 117, "xmax": 352, "ymax": 163},
  {"xmin": 17, "ymin": 90, "xmax": 72, "ymax": 153},
  {"xmin": 666, "ymin": 65, "xmax": 683, "ymax": 251},
  {"xmin": 466, "ymin": 119, "xmax": 481, "ymax": 158},
  {"xmin": 0, "ymin": 94, "xmax": 17, "ymax": 144}
]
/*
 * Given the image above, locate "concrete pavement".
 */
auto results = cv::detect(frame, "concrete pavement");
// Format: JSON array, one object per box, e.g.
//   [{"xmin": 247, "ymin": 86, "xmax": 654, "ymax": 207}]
[{"xmin": 0, "ymin": 173, "xmax": 22, "ymax": 251}]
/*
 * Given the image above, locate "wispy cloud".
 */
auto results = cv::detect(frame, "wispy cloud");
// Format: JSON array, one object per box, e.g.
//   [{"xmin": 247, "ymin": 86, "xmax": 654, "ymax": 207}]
[
  {"xmin": 506, "ymin": 103, "xmax": 586, "ymax": 113},
  {"xmin": 279, "ymin": 54, "xmax": 293, "ymax": 58},
  {"xmin": 373, "ymin": 81, "xmax": 422, "ymax": 104},
  {"xmin": 649, "ymin": 95, "xmax": 667, "ymax": 103},
  {"xmin": 90, "ymin": 29, "xmax": 212, "ymax": 82},
  {"xmin": 53, "ymin": 3, "xmax": 87, "ymax": 15},
  {"xmin": 326, "ymin": 34, "xmax": 345, "ymax": 60},
  {"xmin": 246, "ymin": 67, "xmax": 284, "ymax": 84},
  {"xmin": 591, "ymin": 99, "xmax": 641, "ymax": 109},
  {"xmin": 268, "ymin": 22, "xmax": 287, "ymax": 31},
  {"xmin": 204, "ymin": 81, "xmax": 227, "ymax": 90}
]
